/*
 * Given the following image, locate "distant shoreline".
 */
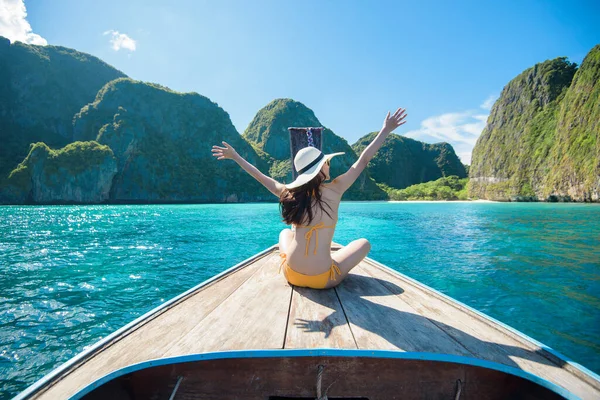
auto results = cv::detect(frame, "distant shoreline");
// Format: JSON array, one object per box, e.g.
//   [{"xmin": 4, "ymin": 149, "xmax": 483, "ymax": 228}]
[
  {"xmin": 3, "ymin": 199, "xmax": 600, "ymax": 206},
  {"xmin": 386, "ymin": 199, "xmax": 497, "ymax": 203}
]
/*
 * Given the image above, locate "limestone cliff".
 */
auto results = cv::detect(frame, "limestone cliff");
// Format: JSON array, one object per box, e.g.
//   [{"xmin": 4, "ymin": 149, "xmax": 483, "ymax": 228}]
[
  {"xmin": 73, "ymin": 78, "xmax": 273, "ymax": 203},
  {"xmin": 0, "ymin": 36, "xmax": 126, "ymax": 181},
  {"xmin": 6, "ymin": 142, "xmax": 117, "ymax": 203},
  {"xmin": 543, "ymin": 46, "xmax": 600, "ymax": 201},
  {"xmin": 469, "ymin": 45, "xmax": 599, "ymax": 201},
  {"xmin": 351, "ymin": 132, "xmax": 466, "ymax": 189}
]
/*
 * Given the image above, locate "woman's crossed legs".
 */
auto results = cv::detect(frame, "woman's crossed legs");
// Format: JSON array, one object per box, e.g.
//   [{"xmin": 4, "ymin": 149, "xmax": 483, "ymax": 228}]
[{"xmin": 278, "ymin": 229, "xmax": 371, "ymax": 288}]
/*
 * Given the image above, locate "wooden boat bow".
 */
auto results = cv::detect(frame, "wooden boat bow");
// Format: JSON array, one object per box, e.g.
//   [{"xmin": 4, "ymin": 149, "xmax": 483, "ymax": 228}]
[{"xmin": 14, "ymin": 244, "xmax": 600, "ymax": 399}]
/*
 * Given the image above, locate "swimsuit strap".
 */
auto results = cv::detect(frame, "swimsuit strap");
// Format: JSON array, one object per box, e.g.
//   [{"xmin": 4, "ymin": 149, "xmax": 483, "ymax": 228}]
[
  {"xmin": 295, "ymin": 221, "xmax": 336, "ymax": 256},
  {"xmin": 329, "ymin": 262, "xmax": 341, "ymax": 281}
]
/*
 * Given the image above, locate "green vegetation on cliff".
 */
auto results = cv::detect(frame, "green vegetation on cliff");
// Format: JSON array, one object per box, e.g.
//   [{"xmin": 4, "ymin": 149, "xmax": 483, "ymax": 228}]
[
  {"xmin": 6, "ymin": 141, "xmax": 117, "ymax": 203},
  {"xmin": 244, "ymin": 99, "xmax": 321, "ymax": 160},
  {"xmin": 352, "ymin": 132, "xmax": 466, "ymax": 189},
  {"xmin": 544, "ymin": 46, "xmax": 600, "ymax": 199},
  {"xmin": 0, "ymin": 36, "xmax": 126, "ymax": 182},
  {"xmin": 469, "ymin": 45, "xmax": 599, "ymax": 202},
  {"xmin": 380, "ymin": 176, "xmax": 469, "ymax": 201},
  {"xmin": 73, "ymin": 78, "xmax": 272, "ymax": 202},
  {"xmin": 9, "ymin": 141, "xmax": 115, "ymax": 182},
  {"xmin": 469, "ymin": 57, "xmax": 577, "ymax": 189}
]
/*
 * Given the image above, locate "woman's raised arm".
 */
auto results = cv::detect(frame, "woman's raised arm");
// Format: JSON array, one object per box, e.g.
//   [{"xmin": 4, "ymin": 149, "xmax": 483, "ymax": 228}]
[
  {"xmin": 330, "ymin": 108, "xmax": 407, "ymax": 194},
  {"xmin": 212, "ymin": 141, "xmax": 285, "ymax": 197}
]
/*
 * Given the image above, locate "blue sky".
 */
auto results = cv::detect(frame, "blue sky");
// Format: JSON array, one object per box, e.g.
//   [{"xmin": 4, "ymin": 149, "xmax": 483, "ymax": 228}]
[{"xmin": 3, "ymin": 0, "xmax": 599, "ymax": 163}]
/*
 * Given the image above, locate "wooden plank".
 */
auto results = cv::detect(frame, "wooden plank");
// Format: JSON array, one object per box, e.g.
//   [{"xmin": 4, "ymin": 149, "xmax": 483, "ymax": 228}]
[
  {"xmin": 33, "ymin": 251, "xmax": 272, "ymax": 400},
  {"xmin": 285, "ymin": 286, "xmax": 357, "ymax": 349},
  {"xmin": 335, "ymin": 264, "xmax": 472, "ymax": 355},
  {"xmin": 364, "ymin": 260, "xmax": 529, "ymax": 363},
  {"xmin": 162, "ymin": 253, "xmax": 292, "ymax": 355},
  {"xmin": 361, "ymin": 259, "xmax": 600, "ymax": 400}
]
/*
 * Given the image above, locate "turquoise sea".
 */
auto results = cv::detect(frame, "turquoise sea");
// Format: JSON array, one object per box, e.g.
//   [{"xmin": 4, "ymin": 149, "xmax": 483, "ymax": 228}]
[{"xmin": 1, "ymin": 202, "xmax": 599, "ymax": 398}]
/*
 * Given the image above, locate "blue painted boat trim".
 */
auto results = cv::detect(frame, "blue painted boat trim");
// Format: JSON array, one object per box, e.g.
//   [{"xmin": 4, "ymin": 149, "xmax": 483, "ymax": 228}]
[
  {"xmin": 70, "ymin": 349, "xmax": 579, "ymax": 400},
  {"xmin": 12, "ymin": 245, "xmax": 278, "ymax": 400},
  {"xmin": 363, "ymin": 255, "xmax": 600, "ymax": 384}
]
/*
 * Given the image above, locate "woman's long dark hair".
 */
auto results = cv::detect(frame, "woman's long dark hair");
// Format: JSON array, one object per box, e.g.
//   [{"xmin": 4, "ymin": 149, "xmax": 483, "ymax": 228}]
[{"xmin": 279, "ymin": 171, "xmax": 334, "ymax": 226}]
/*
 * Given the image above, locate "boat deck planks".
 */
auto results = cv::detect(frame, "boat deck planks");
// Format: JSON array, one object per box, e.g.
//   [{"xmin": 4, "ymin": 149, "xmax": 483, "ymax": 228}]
[
  {"xmin": 28, "ymin": 245, "xmax": 599, "ymax": 400},
  {"xmin": 163, "ymin": 253, "xmax": 292, "ymax": 355},
  {"xmin": 336, "ymin": 265, "xmax": 473, "ymax": 355},
  {"xmin": 285, "ymin": 286, "xmax": 357, "ymax": 349},
  {"xmin": 361, "ymin": 256, "xmax": 600, "ymax": 398},
  {"xmin": 32, "ymin": 250, "xmax": 272, "ymax": 400}
]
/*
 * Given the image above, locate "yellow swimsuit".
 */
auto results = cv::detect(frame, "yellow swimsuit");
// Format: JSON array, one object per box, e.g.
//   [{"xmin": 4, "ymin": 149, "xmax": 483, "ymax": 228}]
[{"xmin": 279, "ymin": 221, "xmax": 341, "ymax": 289}]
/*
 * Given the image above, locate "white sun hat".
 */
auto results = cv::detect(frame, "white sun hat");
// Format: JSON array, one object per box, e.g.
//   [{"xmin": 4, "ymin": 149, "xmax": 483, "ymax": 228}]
[{"xmin": 285, "ymin": 146, "xmax": 344, "ymax": 190}]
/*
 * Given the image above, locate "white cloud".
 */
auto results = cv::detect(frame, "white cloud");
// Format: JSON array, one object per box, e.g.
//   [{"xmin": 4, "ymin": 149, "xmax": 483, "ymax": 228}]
[
  {"xmin": 480, "ymin": 94, "xmax": 498, "ymax": 111},
  {"xmin": 103, "ymin": 30, "xmax": 136, "ymax": 51},
  {"xmin": 404, "ymin": 97, "xmax": 497, "ymax": 165},
  {"xmin": 0, "ymin": 0, "xmax": 47, "ymax": 45}
]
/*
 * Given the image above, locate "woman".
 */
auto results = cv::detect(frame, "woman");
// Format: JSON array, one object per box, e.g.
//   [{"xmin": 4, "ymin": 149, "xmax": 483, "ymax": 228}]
[{"xmin": 212, "ymin": 107, "xmax": 407, "ymax": 289}]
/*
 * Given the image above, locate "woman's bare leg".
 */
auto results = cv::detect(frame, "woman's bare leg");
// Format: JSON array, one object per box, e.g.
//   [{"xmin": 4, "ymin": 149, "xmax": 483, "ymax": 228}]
[
  {"xmin": 327, "ymin": 239, "xmax": 371, "ymax": 287},
  {"xmin": 279, "ymin": 228, "xmax": 294, "ymax": 254}
]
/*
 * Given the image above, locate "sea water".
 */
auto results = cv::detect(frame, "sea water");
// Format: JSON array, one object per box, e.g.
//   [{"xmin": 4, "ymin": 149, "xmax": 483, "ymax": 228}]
[{"xmin": 1, "ymin": 202, "xmax": 599, "ymax": 397}]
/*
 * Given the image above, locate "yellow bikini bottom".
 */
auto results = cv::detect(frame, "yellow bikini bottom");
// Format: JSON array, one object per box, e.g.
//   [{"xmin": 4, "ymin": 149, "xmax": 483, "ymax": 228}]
[{"xmin": 279, "ymin": 253, "xmax": 341, "ymax": 289}]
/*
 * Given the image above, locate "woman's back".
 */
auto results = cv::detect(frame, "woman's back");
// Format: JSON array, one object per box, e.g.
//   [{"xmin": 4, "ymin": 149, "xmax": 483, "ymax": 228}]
[
  {"xmin": 214, "ymin": 107, "xmax": 407, "ymax": 289},
  {"xmin": 285, "ymin": 183, "xmax": 342, "ymax": 274}
]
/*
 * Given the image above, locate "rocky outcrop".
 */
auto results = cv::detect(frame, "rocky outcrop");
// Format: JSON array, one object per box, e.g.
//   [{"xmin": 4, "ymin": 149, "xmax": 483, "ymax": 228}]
[
  {"xmin": 469, "ymin": 45, "xmax": 599, "ymax": 202},
  {"xmin": 0, "ymin": 36, "xmax": 126, "ymax": 180},
  {"xmin": 6, "ymin": 142, "xmax": 117, "ymax": 203},
  {"xmin": 543, "ymin": 46, "xmax": 600, "ymax": 202},
  {"xmin": 351, "ymin": 133, "xmax": 466, "ymax": 189},
  {"xmin": 73, "ymin": 78, "xmax": 273, "ymax": 203}
]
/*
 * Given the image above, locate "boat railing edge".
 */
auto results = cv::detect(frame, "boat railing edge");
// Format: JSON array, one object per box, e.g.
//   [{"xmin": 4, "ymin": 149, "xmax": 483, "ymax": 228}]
[
  {"xmin": 13, "ymin": 244, "xmax": 279, "ymax": 400},
  {"xmin": 361, "ymin": 255, "xmax": 600, "ymax": 388},
  {"xmin": 69, "ymin": 349, "xmax": 581, "ymax": 400}
]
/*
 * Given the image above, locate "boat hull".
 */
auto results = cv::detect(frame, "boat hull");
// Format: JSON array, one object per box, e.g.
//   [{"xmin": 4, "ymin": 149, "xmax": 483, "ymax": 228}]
[{"xmin": 79, "ymin": 350, "xmax": 569, "ymax": 400}]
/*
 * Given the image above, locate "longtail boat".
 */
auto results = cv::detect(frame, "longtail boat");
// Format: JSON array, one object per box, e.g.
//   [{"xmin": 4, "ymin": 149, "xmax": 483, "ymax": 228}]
[{"xmin": 14, "ymin": 243, "xmax": 600, "ymax": 399}]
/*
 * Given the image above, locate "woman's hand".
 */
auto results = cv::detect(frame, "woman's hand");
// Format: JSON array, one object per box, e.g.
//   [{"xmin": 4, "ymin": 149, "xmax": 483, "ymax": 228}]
[
  {"xmin": 211, "ymin": 141, "xmax": 239, "ymax": 161},
  {"xmin": 382, "ymin": 107, "xmax": 407, "ymax": 134}
]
